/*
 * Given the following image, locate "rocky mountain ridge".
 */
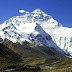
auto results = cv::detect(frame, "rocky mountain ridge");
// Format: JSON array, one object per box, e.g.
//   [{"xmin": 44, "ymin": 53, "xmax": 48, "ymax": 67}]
[{"xmin": 0, "ymin": 9, "xmax": 72, "ymax": 56}]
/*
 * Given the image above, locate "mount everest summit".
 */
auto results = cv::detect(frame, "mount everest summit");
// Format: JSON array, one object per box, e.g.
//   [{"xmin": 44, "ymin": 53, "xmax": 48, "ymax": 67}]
[{"xmin": 0, "ymin": 9, "xmax": 72, "ymax": 56}]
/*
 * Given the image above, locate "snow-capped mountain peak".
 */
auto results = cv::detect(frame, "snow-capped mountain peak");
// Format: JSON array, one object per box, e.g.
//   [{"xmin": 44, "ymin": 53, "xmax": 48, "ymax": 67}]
[
  {"xmin": 32, "ymin": 9, "xmax": 45, "ymax": 13},
  {"xmin": 0, "ymin": 9, "xmax": 72, "ymax": 56}
]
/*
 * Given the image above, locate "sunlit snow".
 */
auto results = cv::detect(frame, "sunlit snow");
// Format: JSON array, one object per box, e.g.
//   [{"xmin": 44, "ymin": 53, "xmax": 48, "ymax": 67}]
[{"xmin": 17, "ymin": 22, "xmax": 36, "ymax": 34}]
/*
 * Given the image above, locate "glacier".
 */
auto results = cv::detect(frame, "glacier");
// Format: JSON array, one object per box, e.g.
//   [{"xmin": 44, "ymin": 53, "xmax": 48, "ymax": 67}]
[{"xmin": 0, "ymin": 9, "xmax": 72, "ymax": 56}]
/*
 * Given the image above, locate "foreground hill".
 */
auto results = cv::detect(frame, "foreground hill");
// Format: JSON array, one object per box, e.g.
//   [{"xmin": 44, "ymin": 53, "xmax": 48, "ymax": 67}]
[
  {"xmin": 0, "ymin": 39, "xmax": 72, "ymax": 72},
  {"xmin": 0, "ymin": 39, "xmax": 69, "ymax": 72},
  {"xmin": 0, "ymin": 40, "xmax": 72, "ymax": 72}
]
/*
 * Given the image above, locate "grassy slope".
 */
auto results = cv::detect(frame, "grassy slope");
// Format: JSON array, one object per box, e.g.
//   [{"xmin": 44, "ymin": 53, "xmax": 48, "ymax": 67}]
[
  {"xmin": 0, "ymin": 40, "xmax": 72, "ymax": 72},
  {"xmin": 41, "ymin": 58, "xmax": 72, "ymax": 72},
  {"xmin": 0, "ymin": 43, "xmax": 22, "ymax": 71}
]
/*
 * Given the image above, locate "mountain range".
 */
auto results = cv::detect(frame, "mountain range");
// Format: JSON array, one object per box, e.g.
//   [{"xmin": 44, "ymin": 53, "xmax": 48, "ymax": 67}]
[
  {"xmin": 0, "ymin": 9, "xmax": 72, "ymax": 72},
  {"xmin": 0, "ymin": 9, "xmax": 72, "ymax": 56}
]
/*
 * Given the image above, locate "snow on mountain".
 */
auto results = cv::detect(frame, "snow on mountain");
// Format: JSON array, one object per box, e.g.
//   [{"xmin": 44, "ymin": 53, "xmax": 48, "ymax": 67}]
[{"xmin": 0, "ymin": 9, "xmax": 72, "ymax": 55}]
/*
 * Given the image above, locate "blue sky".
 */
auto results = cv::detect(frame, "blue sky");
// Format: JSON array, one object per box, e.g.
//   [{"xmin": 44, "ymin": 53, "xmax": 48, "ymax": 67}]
[{"xmin": 0, "ymin": 0, "xmax": 72, "ymax": 27}]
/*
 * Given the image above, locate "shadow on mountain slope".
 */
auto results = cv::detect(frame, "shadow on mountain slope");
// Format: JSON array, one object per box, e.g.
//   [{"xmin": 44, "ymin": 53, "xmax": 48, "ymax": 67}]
[
  {"xmin": 0, "ymin": 43, "xmax": 22, "ymax": 63},
  {"xmin": 35, "ymin": 23, "xmax": 67, "ymax": 55}
]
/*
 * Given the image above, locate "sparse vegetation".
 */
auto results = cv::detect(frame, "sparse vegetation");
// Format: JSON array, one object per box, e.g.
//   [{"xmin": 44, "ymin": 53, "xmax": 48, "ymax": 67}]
[{"xmin": 0, "ymin": 41, "xmax": 72, "ymax": 72}]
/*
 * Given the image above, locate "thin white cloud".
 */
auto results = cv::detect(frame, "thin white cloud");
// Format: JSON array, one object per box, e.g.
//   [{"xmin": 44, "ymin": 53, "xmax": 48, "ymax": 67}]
[
  {"xmin": 19, "ymin": 10, "xmax": 25, "ymax": 13},
  {"xmin": 19, "ymin": 10, "xmax": 29, "ymax": 13}
]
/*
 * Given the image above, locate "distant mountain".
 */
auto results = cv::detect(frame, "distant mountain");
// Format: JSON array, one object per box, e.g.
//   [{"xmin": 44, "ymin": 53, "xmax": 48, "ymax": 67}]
[{"xmin": 0, "ymin": 9, "xmax": 72, "ymax": 56}]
